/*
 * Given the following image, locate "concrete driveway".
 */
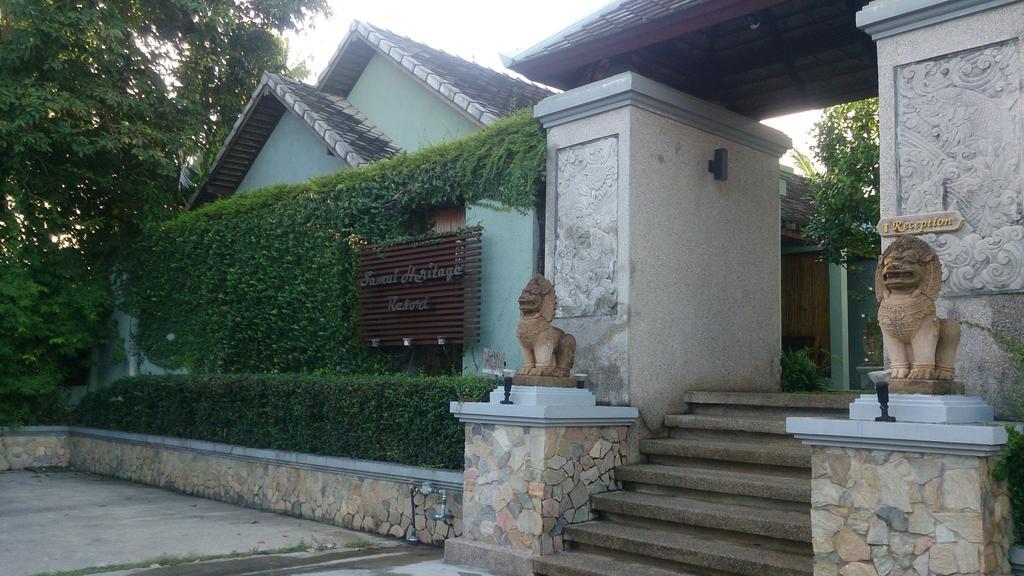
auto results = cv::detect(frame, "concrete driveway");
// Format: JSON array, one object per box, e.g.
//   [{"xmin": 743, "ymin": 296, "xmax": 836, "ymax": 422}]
[{"xmin": 0, "ymin": 470, "xmax": 489, "ymax": 576}]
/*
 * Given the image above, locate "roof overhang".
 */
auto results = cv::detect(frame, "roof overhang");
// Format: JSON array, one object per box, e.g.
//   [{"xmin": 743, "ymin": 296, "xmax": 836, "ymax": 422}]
[{"xmin": 509, "ymin": 0, "xmax": 879, "ymax": 119}]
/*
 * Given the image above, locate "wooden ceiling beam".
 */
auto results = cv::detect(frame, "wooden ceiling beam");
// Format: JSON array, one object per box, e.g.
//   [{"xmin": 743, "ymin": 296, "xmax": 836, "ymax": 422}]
[
  {"xmin": 511, "ymin": 0, "xmax": 789, "ymax": 85},
  {"xmin": 762, "ymin": 9, "xmax": 808, "ymax": 96}
]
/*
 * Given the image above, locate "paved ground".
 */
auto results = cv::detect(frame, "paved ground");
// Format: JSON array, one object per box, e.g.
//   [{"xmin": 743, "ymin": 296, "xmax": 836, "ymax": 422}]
[{"xmin": 0, "ymin": 470, "xmax": 490, "ymax": 576}]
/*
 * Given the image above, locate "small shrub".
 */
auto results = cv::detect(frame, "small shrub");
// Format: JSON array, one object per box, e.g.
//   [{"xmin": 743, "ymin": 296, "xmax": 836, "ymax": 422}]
[
  {"xmin": 994, "ymin": 426, "xmax": 1024, "ymax": 545},
  {"xmin": 781, "ymin": 348, "xmax": 828, "ymax": 393},
  {"xmin": 77, "ymin": 373, "xmax": 493, "ymax": 469}
]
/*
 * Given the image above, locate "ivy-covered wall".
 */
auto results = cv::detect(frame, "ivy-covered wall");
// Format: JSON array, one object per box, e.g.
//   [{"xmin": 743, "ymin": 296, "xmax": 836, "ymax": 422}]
[{"xmin": 117, "ymin": 111, "xmax": 545, "ymax": 374}]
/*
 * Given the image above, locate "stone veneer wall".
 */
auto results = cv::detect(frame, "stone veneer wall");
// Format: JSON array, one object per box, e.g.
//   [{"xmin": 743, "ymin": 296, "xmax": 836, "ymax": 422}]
[
  {"xmin": 461, "ymin": 423, "xmax": 627, "ymax": 555},
  {"xmin": 0, "ymin": 429, "xmax": 69, "ymax": 470},
  {"xmin": 1, "ymin": 428, "xmax": 461, "ymax": 545},
  {"xmin": 811, "ymin": 446, "xmax": 1012, "ymax": 576}
]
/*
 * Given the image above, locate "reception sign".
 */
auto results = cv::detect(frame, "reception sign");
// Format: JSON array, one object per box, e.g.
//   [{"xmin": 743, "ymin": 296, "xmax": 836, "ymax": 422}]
[
  {"xmin": 877, "ymin": 210, "xmax": 963, "ymax": 237},
  {"xmin": 357, "ymin": 228, "xmax": 481, "ymax": 346}
]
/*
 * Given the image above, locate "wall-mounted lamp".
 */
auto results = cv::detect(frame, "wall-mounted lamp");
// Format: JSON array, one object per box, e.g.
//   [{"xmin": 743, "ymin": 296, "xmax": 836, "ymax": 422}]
[
  {"xmin": 868, "ymin": 371, "xmax": 895, "ymax": 422},
  {"xmin": 574, "ymin": 373, "xmax": 588, "ymax": 390},
  {"xmin": 403, "ymin": 337, "xmax": 413, "ymax": 347},
  {"xmin": 437, "ymin": 336, "xmax": 447, "ymax": 345},
  {"xmin": 708, "ymin": 148, "xmax": 728, "ymax": 181},
  {"xmin": 500, "ymin": 369, "xmax": 515, "ymax": 405},
  {"xmin": 370, "ymin": 338, "xmax": 381, "ymax": 347},
  {"xmin": 746, "ymin": 14, "xmax": 761, "ymax": 30}
]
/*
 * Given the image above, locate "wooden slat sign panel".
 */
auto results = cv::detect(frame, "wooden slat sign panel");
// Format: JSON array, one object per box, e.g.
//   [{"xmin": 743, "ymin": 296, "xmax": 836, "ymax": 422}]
[{"xmin": 357, "ymin": 228, "xmax": 481, "ymax": 346}]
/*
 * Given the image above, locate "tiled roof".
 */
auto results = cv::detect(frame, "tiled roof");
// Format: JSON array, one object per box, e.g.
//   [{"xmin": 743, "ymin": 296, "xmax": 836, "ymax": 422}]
[
  {"xmin": 781, "ymin": 170, "xmax": 815, "ymax": 231},
  {"xmin": 266, "ymin": 74, "xmax": 399, "ymax": 166},
  {"xmin": 317, "ymin": 21, "xmax": 553, "ymax": 126},
  {"xmin": 196, "ymin": 73, "xmax": 398, "ymax": 206}
]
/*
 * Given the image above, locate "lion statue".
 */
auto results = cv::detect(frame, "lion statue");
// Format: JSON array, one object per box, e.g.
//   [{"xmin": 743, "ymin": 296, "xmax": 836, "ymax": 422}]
[
  {"xmin": 875, "ymin": 235, "xmax": 959, "ymax": 382},
  {"xmin": 516, "ymin": 275, "xmax": 576, "ymax": 378}
]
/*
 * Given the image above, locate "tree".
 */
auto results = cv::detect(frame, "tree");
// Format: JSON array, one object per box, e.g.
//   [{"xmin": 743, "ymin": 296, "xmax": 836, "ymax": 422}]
[
  {"xmin": 0, "ymin": 0, "xmax": 328, "ymax": 423},
  {"xmin": 802, "ymin": 98, "xmax": 880, "ymax": 266}
]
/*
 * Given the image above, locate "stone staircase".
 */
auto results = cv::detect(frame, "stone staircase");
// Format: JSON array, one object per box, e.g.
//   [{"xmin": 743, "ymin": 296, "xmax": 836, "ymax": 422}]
[{"xmin": 533, "ymin": 391, "xmax": 854, "ymax": 576}]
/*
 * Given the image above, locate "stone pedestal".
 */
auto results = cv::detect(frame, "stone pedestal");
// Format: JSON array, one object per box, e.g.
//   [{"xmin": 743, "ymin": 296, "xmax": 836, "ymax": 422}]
[
  {"xmin": 445, "ymin": 388, "xmax": 638, "ymax": 576},
  {"xmin": 511, "ymin": 375, "xmax": 575, "ymax": 388},
  {"xmin": 533, "ymin": 72, "xmax": 791, "ymax": 437},
  {"xmin": 850, "ymin": 394, "xmax": 995, "ymax": 424},
  {"xmin": 788, "ymin": 416, "xmax": 1015, "ymax": 576},
  {"xmin": 890, "ymin": 379, "xmax": 965, "ymax": 396},
  {"xmin": 857, "ymin": 0, "xmax": 1024, "ymax": 416}
]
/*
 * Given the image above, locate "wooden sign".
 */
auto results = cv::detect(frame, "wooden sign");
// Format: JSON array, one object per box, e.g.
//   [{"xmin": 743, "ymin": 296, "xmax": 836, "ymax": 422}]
[
  {"xmin": 357, "ymin": 228, "xmax": 481, "ymax": 346},
  {"xmin": 877, "ymin": 211, "xmax": 963, "ymax": 237}
]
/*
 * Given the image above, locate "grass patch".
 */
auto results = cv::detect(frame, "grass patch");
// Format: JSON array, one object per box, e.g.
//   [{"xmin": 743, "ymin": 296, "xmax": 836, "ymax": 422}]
[
  {"xmin": 29, "ymin": 543, "xmax": 310, "ymax": 576},
  {"xmin": 343, "ymin": 537, "xmax": 375, "ymax": 549}
]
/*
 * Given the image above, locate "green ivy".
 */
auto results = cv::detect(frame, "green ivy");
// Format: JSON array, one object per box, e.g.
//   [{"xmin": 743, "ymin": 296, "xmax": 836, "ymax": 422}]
[
  {"xmin": 118, "ymin": 111, "xmax": 546, "ymax": 374},
  {"xmin": 77, "ymin": 373, "xmax": 494, "ymax": 469},
  {"xmin": 994, "ymin": 427, "xmax": 1024, "ymax": 544}
]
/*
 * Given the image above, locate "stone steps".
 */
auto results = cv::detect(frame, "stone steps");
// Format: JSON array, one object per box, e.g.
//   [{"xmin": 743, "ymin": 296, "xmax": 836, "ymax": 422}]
[
  {"xmin": 563, "ymin": 521, "xmax": 813, "ymax": 576},
  {"xmin": 616, "ymin": 463, "xmax": 810, "ymax": 503},
  {"xmin": 681, "ymin": 391, "xmax": 855, "ymax": 410},
  {"xmin": 590, "ymin": 490, "xmax": 811, "ymax": 542},
  {"xmin": 679, "ymin": 391, "xmax": 854, "ymax": 419},
  {"xmin": 640, "ymin": 437, "xmax": 811, "ymax": 469},
  {"xmin": 533, "ymin": 551, "xmax": 702, "ymax": 576},
  {"xmin": 536, "ymin": 393, "xmax": 826, "ymax": 576},
  {"xmin": 664, "ymin": 413, "xmax": 790, "ymax": 435}
]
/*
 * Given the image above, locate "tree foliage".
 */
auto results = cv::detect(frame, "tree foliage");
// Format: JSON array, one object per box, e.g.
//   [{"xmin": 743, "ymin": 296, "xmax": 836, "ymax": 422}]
[
  {"xmin": 802, "ymin": 98, "xmax": 881, "ymax": 266},
  {"xmin": 0, "ymin": 0, "xmax": 327, "ymax": 424},
  {"xmin": 119, "ymin": 111, "xmax": 547, "ymax": 374}
]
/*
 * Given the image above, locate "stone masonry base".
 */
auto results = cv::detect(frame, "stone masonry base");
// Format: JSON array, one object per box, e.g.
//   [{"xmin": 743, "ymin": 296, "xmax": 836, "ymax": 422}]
[
  {"xmin": 1, "ymin": 427, "xmax": 462, "ymax": 545},
  {"xmin": 0, "ymin": 429, "xmax": 69, "ymax": 470},
  {"xmin": 811, "ymin": 446, "xmax": 1012, "ymax": 575},
  {"xmin": 460, "ymin": 423, "xmax": 627, "ymax": 556}
]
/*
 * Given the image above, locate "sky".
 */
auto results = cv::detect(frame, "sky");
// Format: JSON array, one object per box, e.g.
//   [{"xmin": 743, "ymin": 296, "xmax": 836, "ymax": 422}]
[{"xmin": 285, "ymin": 0, "xmax": 820, "ymax": 170}]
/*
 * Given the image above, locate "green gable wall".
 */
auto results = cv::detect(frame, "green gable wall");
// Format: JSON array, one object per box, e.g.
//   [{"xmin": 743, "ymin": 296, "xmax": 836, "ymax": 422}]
[
  {"xmin": 238, "ymin": 111, "xmax": 345, "ymax": 192},
  {"xmin": 347, "ymin": 54, "xmax": 478, "ymax": 152},
  {"xmin": 463, "ymin": 203, "xmax": 539, "ymax": 375}
]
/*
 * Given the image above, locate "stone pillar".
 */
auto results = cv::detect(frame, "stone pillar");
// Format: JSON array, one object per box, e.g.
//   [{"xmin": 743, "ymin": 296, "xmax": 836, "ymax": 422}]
[
  {"xmin": 443, "ymin": 388, "xmax": 637, "ymax": 576},
  {"xmin": 857, "ymin": 1, "xmax": 1024, "ymax": 415},
  {"xmin": 532, "ymin": 72, "xmax": 791, "ymax": 437},
  {"xmin": 788, "ymin": 418, "xmax": 1015, "ymax": 576}
]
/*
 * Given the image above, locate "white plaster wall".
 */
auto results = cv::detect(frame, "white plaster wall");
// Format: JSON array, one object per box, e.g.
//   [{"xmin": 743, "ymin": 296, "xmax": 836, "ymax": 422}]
[
  {"xmin": 876, "ymin": 3, "xmax": 1024, "ymax": 416},
  {"xmin": 627, "ymin": 107, "xmax": 782, "ymax": 432}
]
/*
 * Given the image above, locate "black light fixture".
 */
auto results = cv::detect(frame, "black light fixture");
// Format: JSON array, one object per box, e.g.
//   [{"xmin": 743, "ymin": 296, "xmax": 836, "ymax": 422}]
[
  {"xmin": 500, "ymin": 370, "xmax": 514, "ymax": 405},
  {"xmin": 708, "ymin": 148, "xmax": 728, "ymax": 181},
  {"xmin": 574, "ymin": 373, "xmax": 588, "ymax": 390},
  {"xmin": 875, "ymin": 382, "xmax": 896, "ymax": 422}
]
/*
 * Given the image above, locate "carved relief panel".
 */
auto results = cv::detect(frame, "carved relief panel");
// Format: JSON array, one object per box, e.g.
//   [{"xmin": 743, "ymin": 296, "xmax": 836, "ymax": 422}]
[
  {"xmin": 895, "ymin": 40, "xmax": 1024, "ymax": 295},
  {"xmin": 554, "ymin": 136, "xmax": 618, "ymax": 317}
]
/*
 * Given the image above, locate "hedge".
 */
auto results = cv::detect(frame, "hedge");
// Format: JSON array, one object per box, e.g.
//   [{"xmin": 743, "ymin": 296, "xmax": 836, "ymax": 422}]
[
  {"xmin": 118, "ymin": 110, "xmax": 546, "ymax": 374},
  {"xmin": 77, "ymin": 373, "xmax": 494, "ymax": 469}
]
